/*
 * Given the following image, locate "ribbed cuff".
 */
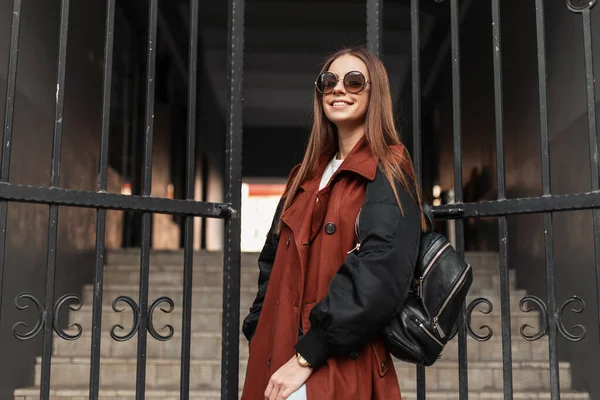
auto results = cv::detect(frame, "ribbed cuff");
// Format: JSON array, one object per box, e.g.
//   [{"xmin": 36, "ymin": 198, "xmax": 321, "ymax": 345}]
[{"xmin": 294, "ymin": 327, "xmax": 331, "ymax": 370}]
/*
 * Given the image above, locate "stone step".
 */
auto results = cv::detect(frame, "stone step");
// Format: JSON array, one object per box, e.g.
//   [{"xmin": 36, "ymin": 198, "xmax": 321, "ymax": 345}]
[
  {"xmin": 105, "ymin": 260, "xmax": 508, "ymax": 275},
  {"xmin": 80, "ymin": 285, "xmax": 256, "ymax": 309},
  {"xmin": 103, "ymin": 266, "xmax": 261, "ymax": 288},
  {"xmin": 105, "ymin": 250, "xmax": 261, "ymax": 269},
  {"xmin": 80, "ymin": 284, "xmax": 528, "ymax": 311},
  {"xmin": 68, "ymin": 305, "xmax": 542, "ymax": 337},
  {"xmin": 52, "ymin": 330, "xmax": 551, "ymax": 363},
  {"xmin": 101, "ymin": 265, "xmax": 518, "ymax": 293},
  {"xmin": 51, "ymin": 332, "xmax": 248, "ymax": 360},
  {"xmin": 34, "ymin": 357, "xmax": 574, "ymax": 391},
  {"xmin": 14, "ymin": 387, "xmax": 230, "ymax": 400},
  {"xmin": 13, "ymin": 387, "xmax": 590, "ymax": 400},
  {"xmin": 105, "ymin": 250, "xmax": 502, "ymax": 272}
]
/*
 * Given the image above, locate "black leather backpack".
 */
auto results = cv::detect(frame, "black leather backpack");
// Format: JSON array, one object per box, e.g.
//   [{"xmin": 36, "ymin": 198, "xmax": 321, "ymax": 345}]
[{"xmin": 382, "ymin": 203, "xmax": 473, "ymax": 366}]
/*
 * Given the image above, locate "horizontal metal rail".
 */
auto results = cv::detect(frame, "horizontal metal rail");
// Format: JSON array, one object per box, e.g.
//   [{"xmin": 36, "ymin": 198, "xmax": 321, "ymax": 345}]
[
  {"xmin": 433, "ymin": 190, "xmax": 600, "ymax": 219},
  {"xmin": 0, "ymin": 182, "xmax": 234, "ymax": 217}
]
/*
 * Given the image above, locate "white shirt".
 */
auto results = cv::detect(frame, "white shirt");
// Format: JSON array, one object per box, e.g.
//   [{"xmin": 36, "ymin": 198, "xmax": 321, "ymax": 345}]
[{"xmin": 319, "ymin": 154, "xmax": 344, "ymax": 190}]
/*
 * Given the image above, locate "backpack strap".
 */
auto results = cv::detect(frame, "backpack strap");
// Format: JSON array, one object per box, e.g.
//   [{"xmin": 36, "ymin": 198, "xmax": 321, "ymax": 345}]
[{"xmin": 423, "ymin": 202, "xmax": 435, "ymax": 233}]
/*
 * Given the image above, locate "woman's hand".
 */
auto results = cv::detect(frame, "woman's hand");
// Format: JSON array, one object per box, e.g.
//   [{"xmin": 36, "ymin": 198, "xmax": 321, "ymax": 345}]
[{"xmin": 264, "ymin": 355, "xmax": 313, "ymax": 400}]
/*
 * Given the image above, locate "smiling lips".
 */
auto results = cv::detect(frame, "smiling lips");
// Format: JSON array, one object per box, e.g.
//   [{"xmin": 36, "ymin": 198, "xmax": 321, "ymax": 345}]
[{"xmin": 331, "ymin": 100, "xmax": 353, "ymax": 108}]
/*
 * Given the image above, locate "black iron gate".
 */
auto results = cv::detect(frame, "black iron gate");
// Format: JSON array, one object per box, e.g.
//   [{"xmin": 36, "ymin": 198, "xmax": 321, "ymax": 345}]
[
  {"xmin": 1, "ymin": 0, "xmax": 244, "ymax": 399},
  {"xmin": 402, "ymin": 0, "xmax": 598, "ymax": 399},
  {"xmin": 1, "ymin": 0, "xmax": 598, "ymax": 399}
]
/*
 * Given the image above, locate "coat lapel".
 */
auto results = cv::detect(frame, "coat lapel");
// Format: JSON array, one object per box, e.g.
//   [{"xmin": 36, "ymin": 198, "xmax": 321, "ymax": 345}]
[{"xmin": 280, "ymin": 135, "xmax": 379, "ymax": 253}]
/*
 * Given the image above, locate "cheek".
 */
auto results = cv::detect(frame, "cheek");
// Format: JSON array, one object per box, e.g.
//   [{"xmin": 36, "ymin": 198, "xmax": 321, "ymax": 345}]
[
  {"xmin": 322, "ymin": 97, "xmax": 332, "ymax": 117},
  {"xmin": 322, "ymin": 105, "xmax": 333, "ymax": 120},
  {"xmin": 357, "ymin": 99, "xmax": 369, "ymax": 119}
]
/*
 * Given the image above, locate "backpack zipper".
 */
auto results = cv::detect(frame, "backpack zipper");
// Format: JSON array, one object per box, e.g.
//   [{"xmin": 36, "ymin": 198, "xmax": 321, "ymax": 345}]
[
  {"xmin": 419, "ymin": 322, "xmax": 444, "ymax": 347},
  {"xmin": 417, "ymin": 242, "xmax": 451, "ymax": 298},
  {"xmin": 409, "ymin": 312, "xmax": 444, "ymax": 347},
  {"xmin": 432, "ymin": 263, "xmax": 472, "ymax": 339}
]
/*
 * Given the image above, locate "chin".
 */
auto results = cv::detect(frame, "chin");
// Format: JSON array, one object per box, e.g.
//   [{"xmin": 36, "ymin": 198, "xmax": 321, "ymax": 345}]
[
  {"xmin": 325, "ymin": 109, "xmax": 358, "ymax": 121},
  {"xmin": 328, "ymin": 116, "xmax": 362, "ymax": 128},
  {"xmin": 324, "ymin": 111, "xmax": 351, "ymax": 123}
]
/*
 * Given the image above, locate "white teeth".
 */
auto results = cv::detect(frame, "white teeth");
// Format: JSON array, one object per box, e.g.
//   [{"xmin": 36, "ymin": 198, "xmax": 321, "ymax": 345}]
[{"xmin": 333, "ymin": 102, "xmax": 350, "ymax": 107}]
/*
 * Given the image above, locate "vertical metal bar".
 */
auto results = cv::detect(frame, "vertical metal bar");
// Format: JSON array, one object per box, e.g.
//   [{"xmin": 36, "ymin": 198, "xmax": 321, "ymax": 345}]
[
  {"xmin": 136, "ymin": 1, "xmax": 158, "ymax": 398},
  {"xmin": 490, "ymin": 1, "xmax": 513, "ymax": 399},
  {"xmin": 40, "ymin": 0, "xmax": 70, "ymax": 398},
  {"xmin": 534, "ymin": 1, "xmax": 560, "ymax": 399},
  {"xmin": 180, "ymin": 1, "xmax": 199, "ymax": 399},
  {"xmin": 411, "ymin": 0, "xmax": 426, "ymax": 397},
  {"xmin": 366, "ymin": 0, "xmax": 383, "ymax": 57},
  {"xmin": 535, "ymin": 4, "xmax": 551, "ymax": 197},
  {"xmin": 450, "ymin": 0, "xmax": 468, "ymax": 398},
  {"xmin": 0, "ymin": 0, "xmax": 22, "ymax": 327},
  {"xmin": 579, "ymin": 5, "xmax": 600, "ymax": 347},
  {"xmin": 89, "ymin": 0, "xmax": 115, "ymax": 397},
  {"xmin": 221, "ymin": 0, "xmax": 244, "ymax": 397},
  {"xmin": 491, "ymin": 0, "xmax": 505, "ymax": 200},
  {"xmin": 411, "ymin": 0, "xmax": 422, "ymax": 187}
]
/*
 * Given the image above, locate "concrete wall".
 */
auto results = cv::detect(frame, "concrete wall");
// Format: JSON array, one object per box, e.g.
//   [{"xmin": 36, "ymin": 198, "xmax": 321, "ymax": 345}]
[
  {"xmin": 0, "ymin": 0, "xmax": 124, "ymax": 397},
  {"xmin": 436, "ymin": 1, "xmax": 600, "ymax": 397}
]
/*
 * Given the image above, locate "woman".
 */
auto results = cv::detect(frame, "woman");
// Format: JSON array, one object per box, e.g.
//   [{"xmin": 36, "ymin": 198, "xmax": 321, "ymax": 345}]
[{"xmin": 241, "ymin": 46, "xmax": 426, "ymax": 400}]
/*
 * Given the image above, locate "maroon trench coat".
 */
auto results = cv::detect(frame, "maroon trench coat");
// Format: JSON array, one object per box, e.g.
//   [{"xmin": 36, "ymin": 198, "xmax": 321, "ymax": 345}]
[{"xmin": 241, "ymin": 137, "xmax": 415, "ymax": 399}]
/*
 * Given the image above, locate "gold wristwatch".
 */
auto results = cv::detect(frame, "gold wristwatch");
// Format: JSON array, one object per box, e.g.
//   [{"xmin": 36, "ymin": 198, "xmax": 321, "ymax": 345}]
[{"xmin": 296, "ymin": 352, "xmax": 311, "ymax": 368}]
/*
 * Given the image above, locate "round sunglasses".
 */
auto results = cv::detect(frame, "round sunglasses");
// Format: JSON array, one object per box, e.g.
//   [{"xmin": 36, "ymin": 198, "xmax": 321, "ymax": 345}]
[{"xmin": 315, "ymin": 71, "xmax": 370, "ymax": 94}]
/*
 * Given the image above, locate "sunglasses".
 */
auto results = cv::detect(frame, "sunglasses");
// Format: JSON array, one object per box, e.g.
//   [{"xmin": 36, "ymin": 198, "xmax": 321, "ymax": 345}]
[{"xmin": 315, "ymin": 71, "xmax": 370, "ymax": 94}]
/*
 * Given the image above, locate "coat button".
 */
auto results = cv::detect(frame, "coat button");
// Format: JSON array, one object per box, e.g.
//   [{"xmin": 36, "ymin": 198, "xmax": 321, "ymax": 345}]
[
  {"xmin": 324, "ymin": 222, "xmax": 336, "ymax": 234},
  {"xmin": 350, "ymin": 351, "xmax": 359, "ymax": 360},
  {"xmin": 381, "ymin": 361, "xmax": 387, "ymax": 372}
]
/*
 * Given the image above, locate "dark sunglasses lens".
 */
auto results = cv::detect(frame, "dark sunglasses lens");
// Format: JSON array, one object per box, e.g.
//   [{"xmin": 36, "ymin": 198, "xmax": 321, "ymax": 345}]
[
  {"xmin": 344, "ymin": 72, "xmax": 366, "ymax": 93},
  {"xmin": 317, "ymin": 72, "xmax": 337, "ymax": 93}
]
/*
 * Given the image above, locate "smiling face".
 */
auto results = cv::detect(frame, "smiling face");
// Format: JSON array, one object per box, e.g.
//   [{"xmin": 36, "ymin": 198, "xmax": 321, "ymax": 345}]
[{"xmin": 321, "ymin": 54, "xmax": 371, "ymax": 129}]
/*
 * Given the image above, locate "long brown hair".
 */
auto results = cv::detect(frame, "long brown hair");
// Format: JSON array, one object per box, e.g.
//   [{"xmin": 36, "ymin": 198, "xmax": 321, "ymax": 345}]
[{"xmin": 280, "ymin": 46, "xmax": 426, "ymax": 231}]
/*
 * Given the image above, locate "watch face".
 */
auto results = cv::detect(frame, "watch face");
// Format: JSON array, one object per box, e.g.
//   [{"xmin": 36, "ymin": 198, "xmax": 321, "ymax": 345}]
[{"xmin": 296, "ymin": 353, "xmax": 309, "ymax": 367}]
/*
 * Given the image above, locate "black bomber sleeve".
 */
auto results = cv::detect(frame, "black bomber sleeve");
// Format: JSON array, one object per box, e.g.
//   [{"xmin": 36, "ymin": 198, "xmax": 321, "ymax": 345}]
[
  {"xmin": 241, "ymin": 196, "xmax": 285, "ymax": 342},
  {"xmin": 294, "ymin": 168, "xmax": 421, "ymax": 369}
]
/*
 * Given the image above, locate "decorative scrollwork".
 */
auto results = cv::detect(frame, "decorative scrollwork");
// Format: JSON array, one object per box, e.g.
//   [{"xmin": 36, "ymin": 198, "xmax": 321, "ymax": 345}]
[
  {"xmin": 557, "ymin": 296, "xmax": 587, "ymax": 342},
  {"xmin": 110, "ymin": 296, "xmax": 176, "ymax": 341},
  {"xmin": 567, "ymin": 0, "xmax": 597, "ymax": 13},
  {"xmin": 466, "ymin": 298, "xmax": 494, "ymax": 341},
  {"xmin": 519, "ymin": 295, "xmax": 549, "ymax": 341},
  {"xmin": 110, "ymin": 296, "xmax": 140, "ymax": 342},
  {"xmin": 12, "ymin": 293, "xmax": 45, "ymax": 340},
  {"xmin": 148, "ymin": 297, "xmax": 175, "ymax": 341},
  {"xmin": 53, "ymin": 294, "xmax": 82, "ymax": 340}
]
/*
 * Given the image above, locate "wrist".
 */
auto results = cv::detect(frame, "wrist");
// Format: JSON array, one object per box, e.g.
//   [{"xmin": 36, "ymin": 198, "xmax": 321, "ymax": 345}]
[{"xmin": 294, "ymin": 327, "xmax": 331, "ymax": 370}]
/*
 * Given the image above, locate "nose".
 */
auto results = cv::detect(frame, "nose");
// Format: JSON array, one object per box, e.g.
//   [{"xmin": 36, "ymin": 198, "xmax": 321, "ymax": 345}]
[{"xmin": 332, "ymin": 78, "xmax": 346, "ymax": 94}]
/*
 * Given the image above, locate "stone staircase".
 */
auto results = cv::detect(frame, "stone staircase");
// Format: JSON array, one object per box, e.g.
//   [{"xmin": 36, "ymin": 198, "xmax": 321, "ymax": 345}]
[{"xmin": 14, "ymin": 250, "xmax": 589, "ymax": 399}]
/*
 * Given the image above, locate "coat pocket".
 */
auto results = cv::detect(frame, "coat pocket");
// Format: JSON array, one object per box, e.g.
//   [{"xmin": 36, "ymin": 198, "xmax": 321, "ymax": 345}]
[{"xmin": 370, "ymin": 341, "xmax": 390, "ymax": 378}]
